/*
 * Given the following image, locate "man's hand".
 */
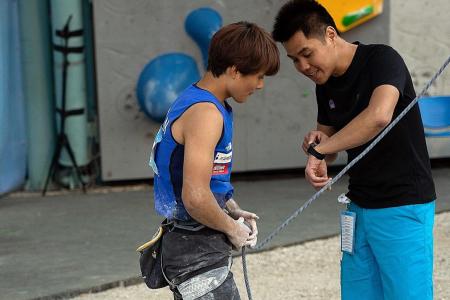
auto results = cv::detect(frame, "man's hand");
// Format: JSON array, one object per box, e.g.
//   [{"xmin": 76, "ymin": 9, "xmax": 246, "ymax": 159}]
[
  {"xmin": 302, "ymin": 129, "xmax": 338, "ymax": 164},
  {"xmin": 302, "ymin": 130, "xmax": 329, "ymax": 154},
  {"xmin": 226, "ymin": 201, "xmax": 259, "ymax": 248},
  {"xmin": 226, "ymin": 217, "xmax": 251, "ymax": 250},
  {"xmin": 305, "ymin": 155, "xmax": 331, "ymax": 190}
]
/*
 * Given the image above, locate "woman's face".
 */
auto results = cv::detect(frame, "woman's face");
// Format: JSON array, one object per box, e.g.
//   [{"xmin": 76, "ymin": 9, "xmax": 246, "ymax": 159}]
[{"xmin": 228, "ymin": 70, "xmax": 265, "ymax": 103}]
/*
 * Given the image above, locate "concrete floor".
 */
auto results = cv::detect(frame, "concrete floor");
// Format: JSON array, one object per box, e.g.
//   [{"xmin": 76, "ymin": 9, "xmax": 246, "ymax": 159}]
[{"xmin": 1, "ymin": 168, "xmax": 449, "ymax": 300}]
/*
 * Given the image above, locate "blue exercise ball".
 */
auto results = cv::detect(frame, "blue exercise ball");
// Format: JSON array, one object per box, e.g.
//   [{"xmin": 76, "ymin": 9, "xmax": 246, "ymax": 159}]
[
  {"xmin": 185, "ymin": 7, "xmax": 222, "ymax": 69},
  {"xmin": 136, "ymin": 53, "xmax": 200, "ymax": 123}
]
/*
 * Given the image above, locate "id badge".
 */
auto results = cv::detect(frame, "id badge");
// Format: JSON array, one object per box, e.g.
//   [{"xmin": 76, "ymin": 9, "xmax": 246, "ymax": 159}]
[{"xmin": 340, "ymin": 211, "xmax": 356, "ymax": 255}]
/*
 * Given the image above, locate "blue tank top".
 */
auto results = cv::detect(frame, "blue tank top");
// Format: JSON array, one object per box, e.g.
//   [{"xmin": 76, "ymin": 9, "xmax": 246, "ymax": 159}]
[{"xmin": 149, "ymin": 84, "xmax": 234, "ymax": 221}]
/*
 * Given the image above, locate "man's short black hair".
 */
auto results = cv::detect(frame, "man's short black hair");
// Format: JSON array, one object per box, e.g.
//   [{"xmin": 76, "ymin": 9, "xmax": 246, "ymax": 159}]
[{"xmin": 272, "ymin": 0, "xmax": 339, "ymax": 43}]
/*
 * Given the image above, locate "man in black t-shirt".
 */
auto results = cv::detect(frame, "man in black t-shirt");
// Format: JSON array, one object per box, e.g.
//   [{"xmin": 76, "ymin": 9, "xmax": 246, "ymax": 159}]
[{"xmin": 272, "ymin": 1, "xmax": 436, "ymax": 299}]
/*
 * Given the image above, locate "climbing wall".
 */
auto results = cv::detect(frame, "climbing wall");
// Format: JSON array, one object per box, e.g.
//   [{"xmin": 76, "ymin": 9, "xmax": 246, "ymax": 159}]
[{"xmin": 93, "ymin": 0, "xmax": 390, "ymax": 181}]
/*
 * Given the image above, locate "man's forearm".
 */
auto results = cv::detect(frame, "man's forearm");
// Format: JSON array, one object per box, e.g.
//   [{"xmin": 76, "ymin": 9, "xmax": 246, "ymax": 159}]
[{"xmin": 315, "ymin": 109, "xmax": 387, "ymax": 155}]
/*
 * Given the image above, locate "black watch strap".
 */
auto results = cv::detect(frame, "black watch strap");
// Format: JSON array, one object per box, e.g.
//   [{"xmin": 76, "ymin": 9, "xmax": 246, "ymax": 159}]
[{"xmin": 307, "ymin": 143, "xmax": 326, "ymax": 160}]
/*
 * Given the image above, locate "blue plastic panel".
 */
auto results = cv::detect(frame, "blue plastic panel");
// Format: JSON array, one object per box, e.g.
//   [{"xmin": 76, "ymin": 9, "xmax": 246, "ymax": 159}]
[{"xmin": 0, "ymin": 0, "xmax": 27, "ymax": 195}]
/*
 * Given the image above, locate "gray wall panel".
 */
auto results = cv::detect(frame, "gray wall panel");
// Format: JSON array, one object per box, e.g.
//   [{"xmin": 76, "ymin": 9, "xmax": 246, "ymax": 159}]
[{"xmin": 94, "ymin": 0, "xmax": 390, "ymax": 180}]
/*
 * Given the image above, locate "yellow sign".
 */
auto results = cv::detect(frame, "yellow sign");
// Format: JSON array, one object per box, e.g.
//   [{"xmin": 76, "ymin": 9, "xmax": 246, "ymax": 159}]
[{"xmin": 318, "ymin": 0, "xmax": 384, "ymax": 32}]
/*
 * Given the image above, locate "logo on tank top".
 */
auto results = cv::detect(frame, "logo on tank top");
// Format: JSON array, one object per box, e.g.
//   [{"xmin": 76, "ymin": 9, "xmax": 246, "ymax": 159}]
[
  {"xmin": 226, "ymin": 142, "xmax": 232, "ymax": 152},
  {"xmin": 329, "ymin": 99, "xmax": 336, "ymax": 109},
  {"xmin": 214, "ymin": 152, "xmax": 232, "ymax": 164},
  {"xmin": 212, "ymin": 164, "xmax": 229, "ymax": 175}
]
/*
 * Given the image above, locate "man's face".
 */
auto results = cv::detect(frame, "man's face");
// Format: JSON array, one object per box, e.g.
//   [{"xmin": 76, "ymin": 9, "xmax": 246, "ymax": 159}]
[{"xmin": 283, "ymin": 30, "xmax": 336, "ymax": 85}]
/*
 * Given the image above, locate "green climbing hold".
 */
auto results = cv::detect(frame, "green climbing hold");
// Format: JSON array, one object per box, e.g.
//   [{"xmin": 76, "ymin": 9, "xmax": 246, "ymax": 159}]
[{"xmin": 342, "ymin": 5, "xmax": 374, "ymax": 27}]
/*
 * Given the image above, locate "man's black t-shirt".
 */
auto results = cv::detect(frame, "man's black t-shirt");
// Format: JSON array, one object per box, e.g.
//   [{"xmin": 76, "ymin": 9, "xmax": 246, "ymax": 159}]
[{"xmin": 316, "ymin": 42, "xmax": 436, "ymax": 208}]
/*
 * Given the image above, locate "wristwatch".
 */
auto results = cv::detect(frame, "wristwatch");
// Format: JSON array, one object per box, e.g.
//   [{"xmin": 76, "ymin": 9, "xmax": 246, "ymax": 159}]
[{"xmin": 307, "ymin": 143, "xmax": 326, "ymax": 160}]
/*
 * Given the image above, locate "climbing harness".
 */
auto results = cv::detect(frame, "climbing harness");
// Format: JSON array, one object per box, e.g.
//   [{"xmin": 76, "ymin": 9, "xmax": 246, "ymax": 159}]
[{"xmin": 241, "ymin": 56, "xmax": 450, "ymax": 300}]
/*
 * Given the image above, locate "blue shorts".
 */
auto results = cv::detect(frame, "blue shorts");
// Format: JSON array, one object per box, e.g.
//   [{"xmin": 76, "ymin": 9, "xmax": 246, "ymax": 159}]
[{"xmin": 341, "ymin": 201, "xmax": 435, "ymax": 300}]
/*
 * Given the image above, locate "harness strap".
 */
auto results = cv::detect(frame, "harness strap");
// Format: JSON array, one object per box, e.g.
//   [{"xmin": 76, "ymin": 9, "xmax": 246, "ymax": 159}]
[{"xmin": 171, "ymin": 220, "xmax": 205, "ymax": 232}]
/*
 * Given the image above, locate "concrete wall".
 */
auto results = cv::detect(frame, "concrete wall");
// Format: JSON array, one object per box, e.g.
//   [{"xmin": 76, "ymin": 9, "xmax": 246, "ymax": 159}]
[
  {"xmin": 391, "ymin": 0, "xmax": 450, "ymax": 158},
  {"xmin": 93, "ymin": 0, "xmax": 390, "ymax": 181},
  {"xmin": 391, "ymin": 0, "xmax": 450, "ymax": 96}
]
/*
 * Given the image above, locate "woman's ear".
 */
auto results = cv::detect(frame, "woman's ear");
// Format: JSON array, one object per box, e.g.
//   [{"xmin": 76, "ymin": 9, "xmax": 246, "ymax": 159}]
[{"xmin": 226, "ymin": 65, "xmax": 239, "ymax": 80}]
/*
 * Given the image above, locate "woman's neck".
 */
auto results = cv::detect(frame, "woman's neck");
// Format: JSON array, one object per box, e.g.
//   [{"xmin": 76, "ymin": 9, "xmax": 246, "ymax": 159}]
[{"xmin": 196, "ymin": 72, "xmax": 228, "ymax": 103}]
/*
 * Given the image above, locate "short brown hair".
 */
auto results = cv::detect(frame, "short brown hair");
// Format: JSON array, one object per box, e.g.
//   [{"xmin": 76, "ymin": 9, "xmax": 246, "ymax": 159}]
[{"xmin": 207, "ymin": 21, "xmax": 280, "ymax": 77}]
